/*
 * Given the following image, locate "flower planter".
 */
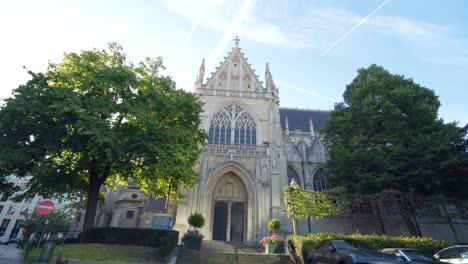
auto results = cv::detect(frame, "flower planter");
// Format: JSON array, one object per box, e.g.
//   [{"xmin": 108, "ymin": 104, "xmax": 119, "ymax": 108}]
[
  {"xmin": 183, "ymin": 237, "xmax": 202, "ymax": 251},
  {"xmin": 265, "ymin": 242, "xmax": 284, "ymax": 254}
]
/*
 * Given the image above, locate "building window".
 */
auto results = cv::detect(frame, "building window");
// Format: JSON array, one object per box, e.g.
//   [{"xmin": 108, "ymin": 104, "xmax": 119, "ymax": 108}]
[
  {"xmin": 126, "ymin": 210, "xmax": 134, "ymax": 219},
  {"xmin": 0, "ymin": 205, "xmax": 3, "ymax": 214},
  {"xmin": 209, "ymin": 103, "xmax": 256, "ymax": 145},
  {"xmin": 312, "ymin": 168, "xmax": 332, "ymax": 191},
  {"xmin": 21, "ymin": 207, "xmax": 29, "ymax": 215},
  {"xmin": 7, "ymin": 206, "xmax": 16, "ymax": 215},
  {"xmin": 0, "ymin": 194, "xmax": 8, "ymax": 202},
  {"xmin": 10, "ymin": 220, "xmax": 23, "ymax": 238},
  {"xmin": 287, "ymin": 166, "xmax": 301, "ymax": 187},
  {"xmin": 0, "ymin": 219, "xmax": 10, "ymax": 236}
]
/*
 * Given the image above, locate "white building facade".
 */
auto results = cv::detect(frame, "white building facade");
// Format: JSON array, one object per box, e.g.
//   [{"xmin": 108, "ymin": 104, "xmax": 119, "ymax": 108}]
[{"xmin": 0, "ymin": 177, "xmax": 40, "ymax": 238}]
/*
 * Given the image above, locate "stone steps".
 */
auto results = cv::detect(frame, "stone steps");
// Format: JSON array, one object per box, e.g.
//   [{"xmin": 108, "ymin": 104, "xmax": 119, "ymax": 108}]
[
  {"xmin": 176, "ymin": 250, "xmax": 290, "ymax": 264},
  {"xmin": 176, "ymin": 240, "xmax": 290, "ymax": 264}
]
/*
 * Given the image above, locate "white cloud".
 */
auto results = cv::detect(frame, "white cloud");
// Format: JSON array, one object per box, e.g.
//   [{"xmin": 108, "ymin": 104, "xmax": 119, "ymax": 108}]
[{"xmin": 164, "ymin": 0, "xmax": 467, "ymax": 65}]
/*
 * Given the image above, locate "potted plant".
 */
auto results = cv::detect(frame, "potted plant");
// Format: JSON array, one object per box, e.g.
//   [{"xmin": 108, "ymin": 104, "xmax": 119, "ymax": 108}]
[
  {"xmin": 260, "ymin": 218, "xmax": 284, "ymax": 254},
  {"xmin": 182, "ymin": 212, "xmax": 205, "ymax": 251}
]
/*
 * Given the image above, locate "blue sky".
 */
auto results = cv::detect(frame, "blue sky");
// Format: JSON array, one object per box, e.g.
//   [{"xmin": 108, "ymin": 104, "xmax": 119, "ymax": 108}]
[{"xmin": 1, "ymin": 0, "xmax": 467, "ymax": 125}]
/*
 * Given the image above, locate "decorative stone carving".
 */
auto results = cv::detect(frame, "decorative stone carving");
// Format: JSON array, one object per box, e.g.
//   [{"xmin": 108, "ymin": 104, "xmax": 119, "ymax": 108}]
[{"xmin": 214, "ymin": 174, "xmax": 247, "ymax": 201}]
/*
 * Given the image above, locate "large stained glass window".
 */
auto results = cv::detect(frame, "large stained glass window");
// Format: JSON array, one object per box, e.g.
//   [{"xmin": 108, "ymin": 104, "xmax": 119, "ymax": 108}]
[{"xmin": 209, "ymin": 104, "xmax": 256, "ymax": 145}]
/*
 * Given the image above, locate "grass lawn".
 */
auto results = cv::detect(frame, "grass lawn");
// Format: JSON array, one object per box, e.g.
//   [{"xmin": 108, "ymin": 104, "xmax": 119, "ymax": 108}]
[{"xmin": 25, "ymin": 243, "xmax": 159, "ymax": 262}]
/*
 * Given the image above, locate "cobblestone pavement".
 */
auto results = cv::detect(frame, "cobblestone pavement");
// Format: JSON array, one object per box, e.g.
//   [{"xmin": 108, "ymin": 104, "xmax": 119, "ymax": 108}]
[{"xmin": 0, "ymin": 244, "xmax": 24, "ymax": 264}]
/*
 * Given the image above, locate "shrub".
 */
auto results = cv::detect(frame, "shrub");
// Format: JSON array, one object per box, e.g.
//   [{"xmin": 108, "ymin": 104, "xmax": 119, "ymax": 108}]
[
  {"xmin": 267, "ymin": 219, "xmax": 281, "ymax": 233},
  {"xmin": 160, "ymin": 237, "xmax": 169, "ymax": 259},
  {"xmin": 160, "ymin": 231, "xmax": 179, "ymax": 259},
  {"xmin": 188, "ymin": 213, "xmax": 205, "ymax": 229},
  {"xmin": 81, "ymin": 227, "xmax": 178, "ymax": 248},
  {"xmin": 288, "ymin": 232, "xmax": 454, "ymax": 264}
]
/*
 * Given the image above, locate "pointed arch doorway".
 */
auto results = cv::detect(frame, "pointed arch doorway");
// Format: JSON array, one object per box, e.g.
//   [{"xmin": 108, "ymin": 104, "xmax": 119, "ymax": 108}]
[{"xmin": 211, "ymin": 172, "xmax": 247, "ymax": 242}]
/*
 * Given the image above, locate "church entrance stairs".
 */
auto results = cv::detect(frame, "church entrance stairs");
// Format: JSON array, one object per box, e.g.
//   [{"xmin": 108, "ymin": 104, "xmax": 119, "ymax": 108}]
[{"xmin": 176, "ymin": 240, "xmax": 290, "ymax": 264}]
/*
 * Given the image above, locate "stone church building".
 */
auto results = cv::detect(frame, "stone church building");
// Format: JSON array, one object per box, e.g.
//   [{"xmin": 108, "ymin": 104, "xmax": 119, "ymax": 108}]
[{"xmin": 71, "ymin": 38, "xmax": 467, "ymax": 243}]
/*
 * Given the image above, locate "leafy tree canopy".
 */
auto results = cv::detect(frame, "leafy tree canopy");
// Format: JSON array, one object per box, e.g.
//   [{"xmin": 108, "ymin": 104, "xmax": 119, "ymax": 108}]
[
  {"xmin": 22, "ymin": 210, "xmax": 72, "ymax": 235},
  {"xmin": 0, "ymin": 43, "xmax": 207, "ymax": 231},
  {"xmin": 322, "ymin": 65, "xmax": 468, "ymax": 199}
]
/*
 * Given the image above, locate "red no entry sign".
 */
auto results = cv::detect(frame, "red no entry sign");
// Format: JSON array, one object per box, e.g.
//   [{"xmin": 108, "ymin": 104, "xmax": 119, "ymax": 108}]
[{"xmin": 37, "ymin": 200, "xmax": 55, "ymax": 215}]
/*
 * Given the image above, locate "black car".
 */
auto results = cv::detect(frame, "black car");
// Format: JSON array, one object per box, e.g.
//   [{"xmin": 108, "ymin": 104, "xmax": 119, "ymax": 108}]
[
  {"xmin": 307, "ymin": 239, "xmax": 400, "ymax": 264},
  {"xmin": 382, "ymin": 248, "xmax": 442, "ymax": 264}
]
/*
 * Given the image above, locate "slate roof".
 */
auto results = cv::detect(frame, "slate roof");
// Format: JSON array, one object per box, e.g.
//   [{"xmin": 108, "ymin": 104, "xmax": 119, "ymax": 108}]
[
  {"xmin": 147, "ymin": 197, "xmax": 167, "ymax": 211},
  {"xmin": 279, "ymin": 108, "xmax": 331, "ymax": 132}
]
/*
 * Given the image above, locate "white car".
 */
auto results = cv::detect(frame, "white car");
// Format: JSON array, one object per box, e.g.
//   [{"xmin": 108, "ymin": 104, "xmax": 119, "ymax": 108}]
[{"xmin": 434, "ymin": 245, "xmax": 468, "ymax": 264}]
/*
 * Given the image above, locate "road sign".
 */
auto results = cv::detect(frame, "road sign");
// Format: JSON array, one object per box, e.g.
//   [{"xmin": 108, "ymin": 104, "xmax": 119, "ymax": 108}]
[{"xmin": 37, "ymin": 200, "xmax": 55, "ymax": 215}]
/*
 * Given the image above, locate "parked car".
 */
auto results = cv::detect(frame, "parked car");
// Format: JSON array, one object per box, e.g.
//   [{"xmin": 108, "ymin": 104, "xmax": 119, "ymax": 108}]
[
  {"xmin": 0, "ymin": 236, "xmax": 9, "ymax": 245},
  {"xmin": 382, "ymin": 248, "xmax": 442, "ymax": 264},
  {"xmin": 433, "ymin": 245, "xmax": 468, "ymax": 264},
  {"xmin": 307, "ymin": 239, "xmax": 400, "ymax": 264}
]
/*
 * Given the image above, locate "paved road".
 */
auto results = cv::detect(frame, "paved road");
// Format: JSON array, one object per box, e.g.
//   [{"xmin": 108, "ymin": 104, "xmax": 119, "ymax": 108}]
[{"xmin": 0, "ymin": 244, "xmax": 24, "ymax": 264}]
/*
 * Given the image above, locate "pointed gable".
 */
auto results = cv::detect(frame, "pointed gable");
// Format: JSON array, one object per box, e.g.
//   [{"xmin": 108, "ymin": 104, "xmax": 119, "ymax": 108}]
[{"xmin": 205, "ymin": 38, "xmax": 264, "ymax": 92}]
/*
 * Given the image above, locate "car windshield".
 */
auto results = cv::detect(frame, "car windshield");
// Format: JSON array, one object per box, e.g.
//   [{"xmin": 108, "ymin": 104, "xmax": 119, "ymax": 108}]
[
  {"xmin": 401, "ymin": 250, "xmax": 433, "ymax": 261},
  {"xmin": 333, "ymin": 240, "xmax": 377, "ymax": 251}
]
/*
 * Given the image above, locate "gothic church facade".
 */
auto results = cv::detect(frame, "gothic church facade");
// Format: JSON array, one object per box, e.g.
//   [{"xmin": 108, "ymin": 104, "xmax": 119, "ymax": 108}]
[{"xmin": 71, "ymin": 38, "xmax": 467, "ymax": 243}]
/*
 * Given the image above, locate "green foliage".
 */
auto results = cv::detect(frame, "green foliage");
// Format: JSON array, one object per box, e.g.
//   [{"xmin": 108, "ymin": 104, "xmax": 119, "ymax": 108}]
[
  {"xmin": 283, "ymin": 186, "xmax": 346, "ymax": 220},
  {"xmin": 22, "ymin": 210, "xmax": 72, "ymax": 234},
  {"xmin": 159, "ymin": 237, "xmax": 169, "ymax": 258},
  {"xmin": 267, "ymin": 218, "xmax": 281, "ymax": 232},
  {"xmin": 188, "ymin": 212, "xmax": 205, "ymax": 229},
  {"xmin": 322, "ymin": 64, "xmax": 468, "ymax": 198},
  {"xmin": 81, "ymin": 227, "xmax": 178, "ymax": 248},
  {"xmin": 288, "ymin": 233, "xmax": 454, "ymax": 264},
  {"xmin": 0, "ymin": 43, "xmax": 207, "ymax": 230}
]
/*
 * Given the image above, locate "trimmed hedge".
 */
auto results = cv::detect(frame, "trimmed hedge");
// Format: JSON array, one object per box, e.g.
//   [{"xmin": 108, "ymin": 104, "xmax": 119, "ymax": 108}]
[
  {"xmin": 81, "ymin": 227, "xmax": 178, "ymax": 248},
  {"xmin": 160, "ymin": 231, "xmax": 179, "ymax": 259},
  {"xmin": 288, "ymin": 233, "xmax": 454, "ymax": 264}
]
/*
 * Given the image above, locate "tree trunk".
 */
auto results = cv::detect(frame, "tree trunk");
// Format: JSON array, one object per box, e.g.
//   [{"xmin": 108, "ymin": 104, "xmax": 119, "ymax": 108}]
[
  {"xmin": 441, "ymin": 203, "xmax": 460, "ymax": 243},
  {"xmin": 375, "ymin": 202, "xmax": 386, "ymax": 235},
  {"xmin": 398, "ymin": 198, "xmax": 421, "ymax": 237},
  {"xmin": 402, "ymin": 211, "xmax": 419, "ymax": 236},
  {"xmin": 82, "ymin": 175, "xmax": 101, "ymax": 233},
  {"xmin": 292, "ymin": 218, "xmax": 299, "ymax": 235}
]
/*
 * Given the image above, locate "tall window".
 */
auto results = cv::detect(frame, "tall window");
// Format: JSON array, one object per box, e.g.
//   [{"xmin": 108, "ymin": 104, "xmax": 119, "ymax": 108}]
[
  {"xmin": 312, "ymin": 168, "xmax": 331, "ymax": 191},
  {"xmin": 209, "ymin": 104, "xmax": 256, "ymax": 145},
  {"xmin": 287, "ymin": 166, "xmax": 301, "ymax": 187}
]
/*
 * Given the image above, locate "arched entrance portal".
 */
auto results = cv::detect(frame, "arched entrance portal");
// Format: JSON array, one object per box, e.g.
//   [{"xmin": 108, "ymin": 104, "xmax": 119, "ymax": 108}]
[{"xmin": 212, "ymin": 173, "xmax": 247, "ymax": 241}]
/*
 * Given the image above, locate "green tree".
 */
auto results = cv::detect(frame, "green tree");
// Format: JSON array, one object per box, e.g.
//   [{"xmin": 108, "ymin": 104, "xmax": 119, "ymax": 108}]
[
  {"xmin": 0, "ymin": 43, "xmax": 206, "ymax": 232},
  {"xmin": 322, "ymin": 64, "xmax": 468, "ymax": 235},
  {"xmin": 22, "ymin": 210, "xmax": 72, "ymax": 235},
  {"xmin": 284, "ymin": 185, "xmax": 344, "ymax": 235}
]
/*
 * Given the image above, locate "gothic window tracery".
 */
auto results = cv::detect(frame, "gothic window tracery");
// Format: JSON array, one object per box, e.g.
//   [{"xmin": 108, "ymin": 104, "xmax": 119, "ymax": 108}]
[
  {"xmin": 312, "ymin": 168, "xmax": 331, "ymax": 191},
  {"xmin": 209, "ymin": 104, "xmax": 257, "ymax": 145}
]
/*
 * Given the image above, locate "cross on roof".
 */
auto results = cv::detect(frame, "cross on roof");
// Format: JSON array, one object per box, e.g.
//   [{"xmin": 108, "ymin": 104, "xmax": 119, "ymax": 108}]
[{"xmin": 234, "ymin": 35, "xmax": 240, "ymax": 47}]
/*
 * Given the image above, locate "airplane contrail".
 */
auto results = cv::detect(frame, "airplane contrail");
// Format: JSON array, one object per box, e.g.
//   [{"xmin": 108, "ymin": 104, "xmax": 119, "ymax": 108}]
[
  {"xmin": 322, "ymin": 0, "xmax": 391, "ymax": 55},
  {"xmin": 205, "ymin": 0, "xmax": 255, "ymax": 70},
  {"xmin": 276, "ymin": 80, "xmax": 338, "ymax": 103},
  {"xmin": 177, "ymin": 15, "xmax": 203, "ymax": 55}
]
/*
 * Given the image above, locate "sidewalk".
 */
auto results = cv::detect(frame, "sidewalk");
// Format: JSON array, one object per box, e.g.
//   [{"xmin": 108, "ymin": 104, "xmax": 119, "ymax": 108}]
[{"xmin": 0, "ymin": 244, "xmax": 24, "ymax": 264}]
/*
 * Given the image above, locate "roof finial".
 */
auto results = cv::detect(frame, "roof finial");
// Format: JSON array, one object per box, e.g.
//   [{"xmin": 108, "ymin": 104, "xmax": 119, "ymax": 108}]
[{"xmin": 234, "ymin": 35, "xmax": 240, "ymax": 48}]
